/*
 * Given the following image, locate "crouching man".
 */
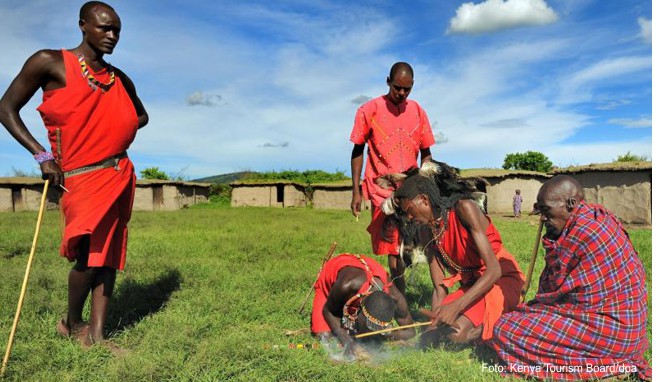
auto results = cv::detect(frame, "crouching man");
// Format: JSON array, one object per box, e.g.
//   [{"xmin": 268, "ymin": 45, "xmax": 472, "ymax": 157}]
[{"xmin": 310, "ymin": 253, "xmax": 415, "ymax": 360}]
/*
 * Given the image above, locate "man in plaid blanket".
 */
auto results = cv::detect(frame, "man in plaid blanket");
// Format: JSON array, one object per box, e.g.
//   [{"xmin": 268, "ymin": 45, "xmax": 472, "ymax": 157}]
[{"xmin": 488, "ymin": 175, "xmax": 651, "ymax": 381}]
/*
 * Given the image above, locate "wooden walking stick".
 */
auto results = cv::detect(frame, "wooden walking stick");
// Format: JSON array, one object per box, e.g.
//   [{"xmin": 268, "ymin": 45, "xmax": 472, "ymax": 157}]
[
  {"xmin": 298, "ymin": 241, "xmax": 338, "ymax": 314},
  {"xmin": 355, "ymin": 321, "xmax": 432, "ymax": 339},
  {"xmin": 2, "ymin": 180, "xmax": 49, "ymax": 377},
  {"xmin": 520, "ymin": 220, "xmax": 544, "ymax": 303}
]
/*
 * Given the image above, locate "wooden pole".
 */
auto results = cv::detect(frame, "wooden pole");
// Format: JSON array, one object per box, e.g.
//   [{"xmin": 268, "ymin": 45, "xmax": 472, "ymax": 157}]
[
  {"xmin": 2, "ymin": 180, "xmax": 49, "ymax": 377},
  {"xmin": 354, "ymin": 321, "xmax": 432, "ymax": 339},
  {"xmin": 298, "ymin": 241, "xmax": 337, "ymax": 314},
  {"xmin": 520, "ymin": 220, "xmax": 544, "ymax": 303}
]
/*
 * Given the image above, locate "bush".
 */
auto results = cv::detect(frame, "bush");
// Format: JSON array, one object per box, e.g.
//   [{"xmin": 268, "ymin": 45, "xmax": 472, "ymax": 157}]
[
  {"xmin": 614, "ymin": 151, "xmax": 648, "ymax": 162},
  {"xmin": 140, "ymin": 167, "xmax": 169, "ymax": 180},
  {"xmin": 502, "ymin": 151, "xmax": 553, "ymax": 173}
]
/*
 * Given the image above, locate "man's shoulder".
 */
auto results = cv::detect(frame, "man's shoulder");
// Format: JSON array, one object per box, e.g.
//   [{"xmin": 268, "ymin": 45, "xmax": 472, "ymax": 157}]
[
  {"xmin": 31, "ymin": 49, "xmax": 63, "ymax": 63},
  {"xmin": 357, "ymin": 96, "xmax": 385, "ymax": 111}
]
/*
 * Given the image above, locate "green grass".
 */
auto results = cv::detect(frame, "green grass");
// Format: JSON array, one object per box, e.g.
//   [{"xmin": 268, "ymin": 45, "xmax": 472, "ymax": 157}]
[{"xmin": 0, "ymin": 206, "xmax": 651, "ymax": 381}]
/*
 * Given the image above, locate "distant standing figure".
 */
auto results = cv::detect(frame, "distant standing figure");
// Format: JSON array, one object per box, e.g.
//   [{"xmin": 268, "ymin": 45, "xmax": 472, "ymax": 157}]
[
  {"xmin": 512, "ymin": 189, "xmax": 522, "ymax": 218},
  {"xmin": 0, "ymin": 1, "xmax": 148, "ymax": 350},
  {"xmin": 349, "ymin": 62, "xmax": 436, "ymax": 295}
]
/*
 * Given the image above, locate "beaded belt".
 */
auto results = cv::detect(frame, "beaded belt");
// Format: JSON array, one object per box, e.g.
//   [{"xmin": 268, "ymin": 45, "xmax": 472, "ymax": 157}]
[{"xmin": 64, "ymin": 152, "xmax": 127, "ymax": 178}]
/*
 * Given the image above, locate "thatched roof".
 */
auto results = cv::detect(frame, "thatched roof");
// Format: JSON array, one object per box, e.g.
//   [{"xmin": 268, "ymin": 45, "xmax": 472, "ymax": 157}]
[
  {"xmin": 310, "ymin": 181, "xmax": 352, "ymax": 189},
  {"xmin": 0, "ymin": 177, "xmax": 47, "ymax": 185},
  {"xmin": 550, "ymin": 161, "xmax": 652, "ymax": 174},
  {"xmin": 230, "ymin": 180, "xmax": 305, "ymax": 187},
  {"xmin": 136, "ymin": 179, "xmax": 211, "ymax": 187},
  {"xmin": 460, "ymin": 168, "xmax": 551, "ymax": 179},
  {"xmin": 0, "ymin": 177, "xmax": 211, "ymax": 188}
]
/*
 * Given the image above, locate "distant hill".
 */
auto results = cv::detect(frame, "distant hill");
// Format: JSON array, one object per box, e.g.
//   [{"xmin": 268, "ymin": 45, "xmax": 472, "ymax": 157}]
[{"xmin": 193, "ymin": 171, "xmax": 255, "ymax": 184}]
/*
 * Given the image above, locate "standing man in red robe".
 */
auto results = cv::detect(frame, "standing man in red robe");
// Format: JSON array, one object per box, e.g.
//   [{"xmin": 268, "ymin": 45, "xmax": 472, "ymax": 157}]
[
  {"xmin": 0, "ymin": 1, "xmax": 148, "ymax": 349},
  {"xmin": 349, "ymin": 62, "xmax": 435, "ymax": 295}
]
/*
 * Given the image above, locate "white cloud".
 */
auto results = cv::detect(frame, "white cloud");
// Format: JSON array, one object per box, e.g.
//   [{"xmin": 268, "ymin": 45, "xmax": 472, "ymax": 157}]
[
  {"xmin": 608, "ymin": 117, "xmax": 652, "ymax": 129},
  {"xmin": 596, "ymin": 99, "xmax": 631, "ymax": 110},
  {"xmin": 447, "ymin": 0, "xmax": 558, "ymax": 35},
  {"xmin": 638, "ymin": 17, "xmax": 651, "ymax": 44},
  {"xmin": 558, "ymin": 56, "xmax": 651, "ymax": 104}
]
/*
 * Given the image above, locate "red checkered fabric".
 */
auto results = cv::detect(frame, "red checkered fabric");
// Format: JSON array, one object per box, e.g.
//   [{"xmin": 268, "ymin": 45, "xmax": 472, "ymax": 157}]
[{"xmin": 488, "ymin": 202, "xmax": 651, "ymax": 381}]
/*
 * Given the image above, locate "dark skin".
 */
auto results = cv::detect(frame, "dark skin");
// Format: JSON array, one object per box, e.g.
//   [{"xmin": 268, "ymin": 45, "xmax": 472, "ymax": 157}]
[
  {"xmin": 534, "ymin": 175, "xmax": 583, "ymax": 240},
  {"xmin": 350, "ymin": 68, "xmax": 432, "ymax": 296},
  {"xmin": 0, "ymin": 4, "xmax": 148, "ymax": 345},
  {"xmin": 317, "ymin": 266, "xmax": 415, "ymax": 358},
  {"xmin": 399, "ymin": 195, "xmax": 501, "ymax": 344}
]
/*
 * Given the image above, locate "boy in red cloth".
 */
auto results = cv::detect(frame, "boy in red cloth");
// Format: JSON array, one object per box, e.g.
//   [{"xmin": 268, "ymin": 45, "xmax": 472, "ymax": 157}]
[
  {"xmin": 0, "ymin": 1, "xmax": 148, "ymax": 349},
  {"xmin": 349, "ymin": 62, "xmax": 436, "ymax": 296}
]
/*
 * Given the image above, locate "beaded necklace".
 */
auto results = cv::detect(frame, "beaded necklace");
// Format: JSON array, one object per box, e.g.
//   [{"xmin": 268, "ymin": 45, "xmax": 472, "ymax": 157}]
[
  {"xmin": 431, "ymin": 213, "xmax": 482, "ymax": 274},
  {"xmin": 341, "ymin": 254, "xmax": 390, "ymax": 335},
  {"xmin": 78, "ymin": 54, "xmax": 115, "ymax": 92}
]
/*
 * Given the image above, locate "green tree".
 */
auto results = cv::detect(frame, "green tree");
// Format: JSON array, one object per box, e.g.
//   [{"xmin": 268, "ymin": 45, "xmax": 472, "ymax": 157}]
[
  {"xmin": 614, "ymin": 151, "xmax": 648, "ymax": 162},
  {"xmin": 502, "ymin": 151, "xmax": 553, "ymax": 173},
  {"xmin": 140, "ymin": 166, "xmax": 169, "ymax": 180}
]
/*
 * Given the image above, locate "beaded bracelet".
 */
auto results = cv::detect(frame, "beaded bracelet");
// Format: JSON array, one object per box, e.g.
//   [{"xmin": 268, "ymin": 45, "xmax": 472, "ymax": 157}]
[{"xmin": 33, "ymin": 151, "xmax": 55, "ymax": 164}]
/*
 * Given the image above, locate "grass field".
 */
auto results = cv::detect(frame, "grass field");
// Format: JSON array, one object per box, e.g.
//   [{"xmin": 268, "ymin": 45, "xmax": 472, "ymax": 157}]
[{"xmin": 0, "ymin": 203, "xmax": 651, "ymax": 381}]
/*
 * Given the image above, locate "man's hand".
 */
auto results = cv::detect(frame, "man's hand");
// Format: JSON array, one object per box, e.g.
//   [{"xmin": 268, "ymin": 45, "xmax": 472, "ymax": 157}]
[
  {"xmin": 40, "ymin": 160, "xmax": 64, "ymax": 188},
  {"xmin": 344, "ymin": 341, "xmax": 370, "ymax": 362},
  {"xmin": 351, "ymin": 193, "xmax": 362, "ymax": 218}
]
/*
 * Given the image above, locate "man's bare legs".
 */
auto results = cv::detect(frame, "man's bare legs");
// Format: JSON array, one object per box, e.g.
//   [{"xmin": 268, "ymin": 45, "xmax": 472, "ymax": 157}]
[{"xmin": 65, "ymin": 235, "xmax": 116, "ymax": 343}]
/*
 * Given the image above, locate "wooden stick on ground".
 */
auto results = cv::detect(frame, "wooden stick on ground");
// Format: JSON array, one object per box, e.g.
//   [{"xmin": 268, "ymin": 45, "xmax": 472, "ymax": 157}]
[
  {"xmin": 298, "ymin": 241, "xmax": 338, "ymax": 314},
  {"xmin": 520, "ymin": 220, "xmax": 544, "ymax": 303},
  {"xmin": 354, "ymin": 321, "xmax": 432, "ymax": 339},
  {"xmin": 2, "ymin": 180, "xmax": 49, "ymax": 377}
]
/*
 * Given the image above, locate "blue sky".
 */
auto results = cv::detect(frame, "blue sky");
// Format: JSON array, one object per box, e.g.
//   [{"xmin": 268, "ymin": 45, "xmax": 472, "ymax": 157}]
[{"xmin": 0, "ymin": 0, "xmax": 651, "ymax": 179}]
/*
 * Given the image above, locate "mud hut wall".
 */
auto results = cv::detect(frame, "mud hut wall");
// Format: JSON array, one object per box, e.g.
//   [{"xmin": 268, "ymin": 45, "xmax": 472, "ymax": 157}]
[
  {"xmin": 231, "ymin": 185, "xmax": 276, "ymax": 207},
  {"xmin": 485, "ymin": 178, "xmax": 543, "ymax": 215},
  {"xmin": 569, "ymin": 171, "xmax": 651, "ymax": 224},
  {"xmin": 133, "ymin": 186, "xmax": 154, "ymax": 211},
  {"xmin": 312, "ymin": 188, "xmax": 351, "ymax": 209},
  {"xmin": 284, "ymin": 185, "xmax": 307, "ymax": 207},
  {"xmin": 0, "ymin": 187, "xmax": 13, "ymax": 212},
  {"xmin": 169, "ymin": 185, "xmax": 210, "ymax": 209}
]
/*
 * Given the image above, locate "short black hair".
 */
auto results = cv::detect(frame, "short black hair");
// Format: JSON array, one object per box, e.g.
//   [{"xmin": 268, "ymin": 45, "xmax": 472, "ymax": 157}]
[
  {"xmin": 80, "ymin": 1, "xmax": 114, "ymax": 20},
  {"xmin": 361, "ymin": 291, "xmax": 395, "ymax": 330},
  {"xmin": 389, "ymin": 62, "xmax": 414, "ymax": 80}
]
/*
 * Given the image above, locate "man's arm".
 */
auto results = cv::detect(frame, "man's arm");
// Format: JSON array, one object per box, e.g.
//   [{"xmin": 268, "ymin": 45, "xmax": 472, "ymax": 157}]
[
  {"xmin": 388, "ymin": 283, "xmax": 416, "ymax": 340},
  {"xmin": 350, "ymin": 144, "xmax": 365, "ymax": 217},
  {"xmin": 434, "ymin": 200, "xmax": 501, "ymax": 326},
  {"xmin": 420, "ymin": 147, "xmax": 432, "ymax": 164},
  {"xmin": 0, "ymin": 50, "xmax": 65, "ymax": 186},
  {"xmin": 114, "ymin": 68, "xmax": 148, "ymax": 129}
]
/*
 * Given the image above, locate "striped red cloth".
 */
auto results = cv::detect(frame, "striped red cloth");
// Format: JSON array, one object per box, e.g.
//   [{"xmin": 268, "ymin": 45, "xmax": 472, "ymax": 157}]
[{"xmin": 488, "ymin": 202, "xmax": 651, "ymax": 381}]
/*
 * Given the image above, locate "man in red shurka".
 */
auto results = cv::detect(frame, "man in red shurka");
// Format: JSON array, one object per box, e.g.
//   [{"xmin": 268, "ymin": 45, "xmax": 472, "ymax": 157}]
[
  {"xmin": 311, "ymin": 253, "xmax": 415, "ymax": 360},
  {"xmin": 349, "ymin": 62, "xmax": 435, "ymax": 296},
  {"xmin": 0, "ymin": 1, "xmax": 148, "ymax": 349}
]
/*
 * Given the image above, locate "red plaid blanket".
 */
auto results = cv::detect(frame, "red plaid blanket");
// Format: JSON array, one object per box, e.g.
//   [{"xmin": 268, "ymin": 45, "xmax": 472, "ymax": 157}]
[{"xmin": 487, "ymin": 202, "xmax": 651, "ymax": 381}]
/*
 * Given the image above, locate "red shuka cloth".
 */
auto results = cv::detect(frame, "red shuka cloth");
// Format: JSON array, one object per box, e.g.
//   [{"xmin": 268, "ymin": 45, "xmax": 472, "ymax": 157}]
[
  {"xmin": 311, "ymin": 254, "xmax": 390, "ymax": 334},
  {"xmin": 350, "ymin": 95, "xmax": 435, "ymax": 255},
  {"xmin": 437, "ymin": 209, "xmax": 525, "ymax": 340},
  {"xmin": 36, "ymin": 49, "xmax": 138, "ymax": 270}
]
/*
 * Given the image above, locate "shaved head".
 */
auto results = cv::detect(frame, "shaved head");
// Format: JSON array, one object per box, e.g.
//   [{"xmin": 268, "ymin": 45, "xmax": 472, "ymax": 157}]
[
  {"xmin": 536, "ymin": 175, "xmax": 584, "ymax": 239},
  {"xmin": 80, "ymin": 1, "xmax": 115, "ymax": 21},
  {"xmin": 540, "ymin": 175, "xmax": 584, "ymax": 202},
  {"xmin": 389, "ymin": 62, "xmax": 414, "ymax": 80}
]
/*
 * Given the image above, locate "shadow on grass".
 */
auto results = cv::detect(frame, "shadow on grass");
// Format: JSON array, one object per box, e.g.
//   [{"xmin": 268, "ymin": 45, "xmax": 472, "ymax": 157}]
[{"xmin": 106, "ymin": 268, "xmax": 182, "ymax": 334}]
